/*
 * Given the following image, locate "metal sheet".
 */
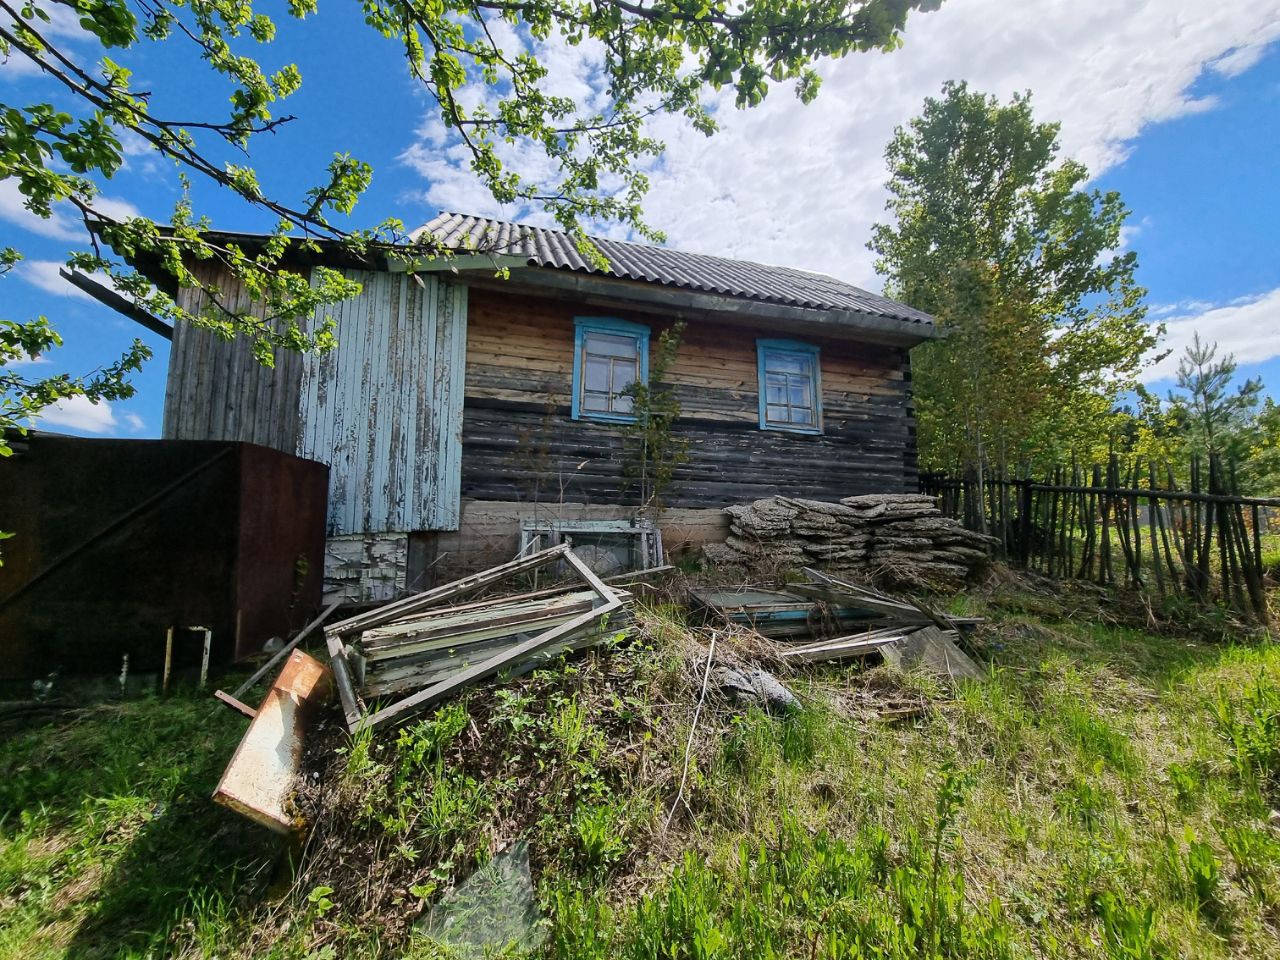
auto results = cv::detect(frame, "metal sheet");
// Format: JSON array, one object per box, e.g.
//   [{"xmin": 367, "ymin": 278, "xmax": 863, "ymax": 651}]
[
  {"xmin": 212, "ymin": 649, "xmax": 333, "ymax": 833},
  {"xmin": 297, "ymin": 270, "xmax": 467, "ymax": 534},
  {"xmin": 417, "ymin": 212, "xmax": 935, "ymax": 327},
  {"xmin": 0, "ymin": 435, "xmax": 328, "ymax": 680}
]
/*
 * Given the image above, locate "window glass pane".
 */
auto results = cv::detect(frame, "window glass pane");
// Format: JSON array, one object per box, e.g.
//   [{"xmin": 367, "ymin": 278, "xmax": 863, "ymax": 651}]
[
  {"xmin": 765, "ymin": 350, "xmax": 808, "ymax": 375},
  {"xmin": 760, "ymin": 344, "xmax": 820, "ymax": 429},
  {"xmin": 611, "ymin": 356, "xmax": 639, "ymax": 392},
  {"xmin": 765, "ymin": 376, "xmax": 787, "ymax": 405},
  {"xmin": 585, "ymin": 331, "xmax": 638, "ymax": 359},
  {"xmin": 585, "ymin": 357, "xmax": 610, "ymax": 392},
  {"xmin": 579, "ymin": 323, "xmax": 646, "ymax": 418}
]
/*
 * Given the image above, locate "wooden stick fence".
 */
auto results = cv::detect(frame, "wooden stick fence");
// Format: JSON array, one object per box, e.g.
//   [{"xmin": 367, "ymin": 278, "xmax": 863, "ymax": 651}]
[{"xmin": 920, "ymin": 454, "xmax": 1277, "ymax": 623}]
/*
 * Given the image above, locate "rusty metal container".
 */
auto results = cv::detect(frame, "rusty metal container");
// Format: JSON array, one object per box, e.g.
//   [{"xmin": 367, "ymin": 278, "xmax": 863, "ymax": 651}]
[{"xmin": 0, "ymin": 434, "xmax": 328, "ymax": 683}]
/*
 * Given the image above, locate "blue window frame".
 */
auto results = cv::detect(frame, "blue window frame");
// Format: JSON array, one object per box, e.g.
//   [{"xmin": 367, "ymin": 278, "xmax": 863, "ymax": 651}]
[
  {"xmin": 757, "ymin": 338, "xmax": 822, "ymax": 434},
  {"xmin": 572, "ymin": 317, "xmax": 650, "ymax": 422}
]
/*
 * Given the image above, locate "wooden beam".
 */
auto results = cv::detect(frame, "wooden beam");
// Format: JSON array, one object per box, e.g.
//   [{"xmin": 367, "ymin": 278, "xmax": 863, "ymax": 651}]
[
  {"xmin": 59, "ymin": 269, "xmax": 174, "ymax": 340},
  {"xmin": 213, "ymin": 689, "xmax": 257, "ymax": 719},
  {"xmin": 456, "ymin": 268, "xmax": 939, "ymax": 347},
  {"xmin": 778, "ymin": 636, "xmax": 904, "ymax": 662},
  {"xmin": 360, "ymin": 592, "xmax": 623, "ymax": 732},
  {"xmin": 229, "ymin": 599, "xmax": 343, "ymax": 700},
  {"xmin": 326, "ymin": 631, "xmax": 365, "ymax": 732},
  {"xmin": 326, "ymin": 544, "xmax": 572, "ymax": 638}
]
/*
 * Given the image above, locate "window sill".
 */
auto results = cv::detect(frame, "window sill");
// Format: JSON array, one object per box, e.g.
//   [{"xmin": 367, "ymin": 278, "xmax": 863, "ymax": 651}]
[
  {"xmin": 760, "ymin": 422, "xmax": 823, "ymax": 436},
  {"xmin": 574, "ymin": 411, "xmax": 638, "ymax": 425}
]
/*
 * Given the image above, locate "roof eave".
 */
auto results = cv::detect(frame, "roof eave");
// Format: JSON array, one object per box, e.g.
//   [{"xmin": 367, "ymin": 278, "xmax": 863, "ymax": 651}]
[{"xmin": 475, "ymin": 266, "xmax": 939, "ymax": 347}]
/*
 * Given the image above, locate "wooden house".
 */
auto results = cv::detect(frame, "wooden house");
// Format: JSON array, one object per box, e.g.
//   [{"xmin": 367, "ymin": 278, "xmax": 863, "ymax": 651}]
[{"xmin": 117, "ymin": 213, "xmax": 937, "ymax": 600}]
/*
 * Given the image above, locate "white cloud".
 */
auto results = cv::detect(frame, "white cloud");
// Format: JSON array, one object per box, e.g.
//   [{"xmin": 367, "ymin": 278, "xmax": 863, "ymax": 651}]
[
  {"xmin": 4, "ymin": 352, "xmax": 51, "ymax": 367},
  {"xmin": 16, "ymin": 259, "xmax": 94, "ymax": 300},
  {"xmin": 400, "ymin": 27, "xmax": 631, "ymax": 224},
  {"xmin": 406, "ymin": 0, "xmax": 1280, "ymax": 290},
  {"xmin": 0, "ymin": 179, "xmax": 144, "ymax": 242},
  {"xmin": 1143, "ymin": 287, "xmax": 1280, "ymax": 383},
  {"xmin": 82, "ymin": 194, "xmax": 142, "ymax": 222},
  {"xmin": 122, "ymin": 412, "xmax": 145, "ymax": 432},
  {"xmin": 0, "ymin": 1, "xmax": 92, "ymax": 79},
  {"xmin": 35, "ymin": 395, "xmax": 118, "ymax": 434},
  {"xmin": 642, "ymin": 0, "xmax": 1280, "ymax": 286},
  {"xmin": 0, "ymin": 179, "xmax": 81, "ymax": 240}
]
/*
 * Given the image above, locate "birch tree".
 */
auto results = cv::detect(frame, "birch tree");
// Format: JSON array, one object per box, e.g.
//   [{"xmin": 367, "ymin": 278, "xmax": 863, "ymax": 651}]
[{"xmin": 870, "ymin": 81, "xmax": 1160, "ymax": 477}]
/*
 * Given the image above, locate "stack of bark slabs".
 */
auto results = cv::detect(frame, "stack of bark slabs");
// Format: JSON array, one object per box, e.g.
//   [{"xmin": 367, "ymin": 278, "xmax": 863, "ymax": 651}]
[
  {"xmin": 703, "ymin": 493, "xmax": 998, "ymax": 588},
  {"xmin": 324, "ymin": 544, "xmax": 630, "ymax": 734}
]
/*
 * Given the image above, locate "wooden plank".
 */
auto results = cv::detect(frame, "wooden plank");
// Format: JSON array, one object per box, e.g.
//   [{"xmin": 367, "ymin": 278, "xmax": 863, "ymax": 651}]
[
  {"xmin": 361, "ymin": 602, "xmax": 595, "ymax": 663},
  {"xmin": 229, "ymin": 599, "xmax": 343, "ymax": 699},
  {"xmin": 361, "ymin": 589, "xmax": 597, "ymax": 645},
  {"xmin": 59, "ymin": 269, "xmax": 173, "ymax": 339},
  {"xmin": 295, "ymin": 269, "xmax": 467, "ymax": 535},
  {"xmin": 362, "ymin": 591, "xmax": 596, "ymax": 647},
  {"xmin": 325, "ymin": 630, "xmax": 364, "ymax": 731},
  {"xmin": 360, "ymin": 593, "xmax": 623, "ymax": 732},
  {"xmin": 214, "ymin": 689, "xmax": 258, "ymax": 719},
  {"xmin": 349, "ymin": 544, "xmax": 624, "ymax": 732},
  {"xmin": 778, "ymin": 635, "xmax": 904, "ymax": 662},
  {"xmin": 786, "ymin": 625, "xmax": 913, "ymax": 649},
  {"xmin": 364, "ymin": 624, "xmax": 628, "ymax": 697}
]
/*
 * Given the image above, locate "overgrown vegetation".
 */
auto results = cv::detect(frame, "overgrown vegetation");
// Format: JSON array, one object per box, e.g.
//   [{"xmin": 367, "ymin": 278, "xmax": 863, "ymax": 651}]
[
  {"xmin": 870, "ymin": 81, "xmax": 1157, "ymax": 475},
  {"xmin": 622, "ymin": 320, "xmax": 690, "ymax": 515},
  {"xmin": 3, "ymin": 580, "xmax": 1280, "ymax": 958}
]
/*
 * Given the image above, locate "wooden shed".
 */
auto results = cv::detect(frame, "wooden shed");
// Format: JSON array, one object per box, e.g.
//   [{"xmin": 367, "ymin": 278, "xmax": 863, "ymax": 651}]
[{"xmin": 111, "ymin": 213, "xmax": 938, "ymax": 599}]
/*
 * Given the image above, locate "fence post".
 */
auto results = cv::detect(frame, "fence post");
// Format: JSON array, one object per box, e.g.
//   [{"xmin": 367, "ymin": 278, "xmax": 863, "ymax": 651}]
[{"xmin": 1016, "ymin": 479, "xmax": 1033, "ymax": 569}]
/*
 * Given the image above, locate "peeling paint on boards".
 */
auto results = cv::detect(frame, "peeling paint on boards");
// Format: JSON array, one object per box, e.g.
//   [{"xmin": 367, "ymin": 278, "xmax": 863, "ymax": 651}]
[{"xmin": 164, "ymin": 265, "xmax": 467, "ymax": 536}]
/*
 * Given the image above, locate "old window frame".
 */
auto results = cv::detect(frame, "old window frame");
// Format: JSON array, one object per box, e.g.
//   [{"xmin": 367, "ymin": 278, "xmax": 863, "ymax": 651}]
[
  {"xmin": 757, "ymin": 338, "xmax": 823, "ymax": 434},
  {"xmin": 572, "ymin": 317, "xmax": 650, "ymax": 422}
]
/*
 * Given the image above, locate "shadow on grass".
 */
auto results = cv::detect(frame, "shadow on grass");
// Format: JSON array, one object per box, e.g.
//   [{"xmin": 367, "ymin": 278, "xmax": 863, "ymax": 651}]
[{"xmin": 0, "ymin": 693, "xmax": 286, "ymax": 958}]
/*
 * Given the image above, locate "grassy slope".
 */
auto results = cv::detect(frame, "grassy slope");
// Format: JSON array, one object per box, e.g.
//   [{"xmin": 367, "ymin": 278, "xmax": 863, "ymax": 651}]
[{"xmin": 2, "ymin": 581, "xmax": 1279, "ymax": 959}]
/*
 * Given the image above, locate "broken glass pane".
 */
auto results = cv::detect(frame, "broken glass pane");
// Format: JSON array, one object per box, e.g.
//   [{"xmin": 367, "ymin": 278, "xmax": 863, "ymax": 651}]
[{"xmin": 414, "ymin": 841, "xmax": 546, "ymax": 959}]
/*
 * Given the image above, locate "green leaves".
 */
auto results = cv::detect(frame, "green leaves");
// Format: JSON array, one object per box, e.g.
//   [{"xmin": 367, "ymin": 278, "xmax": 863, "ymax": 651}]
[
  {"xmin": 871, "ymin": 82, "xmax": 1158, "ymax": 473},
  {"xmin": 1, "ymin": 0, "xmax": 938, "ymax": 448}
]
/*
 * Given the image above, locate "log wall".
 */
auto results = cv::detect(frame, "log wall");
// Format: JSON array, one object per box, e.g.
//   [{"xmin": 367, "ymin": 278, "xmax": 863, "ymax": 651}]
[{"xmin": 461, "ymin": 288, "xmax": 918, "ymax": 510}]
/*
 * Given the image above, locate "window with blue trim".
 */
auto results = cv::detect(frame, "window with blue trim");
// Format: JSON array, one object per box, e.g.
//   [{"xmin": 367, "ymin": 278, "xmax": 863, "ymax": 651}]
[
  {"xmin": 572, "ymin": 317, "xmax": 650, "ymax": 421},
  {"xmin": 757, "ymin": 339, "xmax": 822, "ymax": 433}
]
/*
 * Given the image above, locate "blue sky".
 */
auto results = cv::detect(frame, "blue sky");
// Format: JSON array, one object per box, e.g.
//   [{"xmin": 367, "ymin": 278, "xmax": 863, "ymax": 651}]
[{"xmin": 3, "ymin": 0, "xmax": 1279, "ymax": 437}]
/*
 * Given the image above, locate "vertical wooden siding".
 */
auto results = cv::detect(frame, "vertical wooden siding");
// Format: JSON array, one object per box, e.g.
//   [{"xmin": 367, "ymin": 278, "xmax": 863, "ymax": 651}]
[
  {"xmin": 162, "ymin": 260, "xmax": 306, "ymax": 453},
  {"xmin": 297, "ymin": 269, "xmax": 468, "ymax": 534}
]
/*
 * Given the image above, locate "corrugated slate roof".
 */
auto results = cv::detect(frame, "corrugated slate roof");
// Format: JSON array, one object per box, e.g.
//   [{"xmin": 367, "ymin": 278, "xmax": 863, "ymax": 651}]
[{"xmin": 416, "ymin": 212, "xmax": 934, "ymax": 327}]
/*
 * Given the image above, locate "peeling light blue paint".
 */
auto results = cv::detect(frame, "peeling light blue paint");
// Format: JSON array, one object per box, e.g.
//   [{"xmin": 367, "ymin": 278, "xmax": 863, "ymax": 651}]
[{"xmin": 298, "ymin": 269, "xmax": 467, "ymax": 535}]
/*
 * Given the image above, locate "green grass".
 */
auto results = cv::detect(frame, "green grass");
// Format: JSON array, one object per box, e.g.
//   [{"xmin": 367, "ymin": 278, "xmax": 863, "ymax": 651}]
[
  {"xmin": 0, "ymin": 697, "xmax": 272, "ymax": 959},
  {"xmin": 2, "ymin": 590, "xmax": 1280, "ymax": 958}
]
